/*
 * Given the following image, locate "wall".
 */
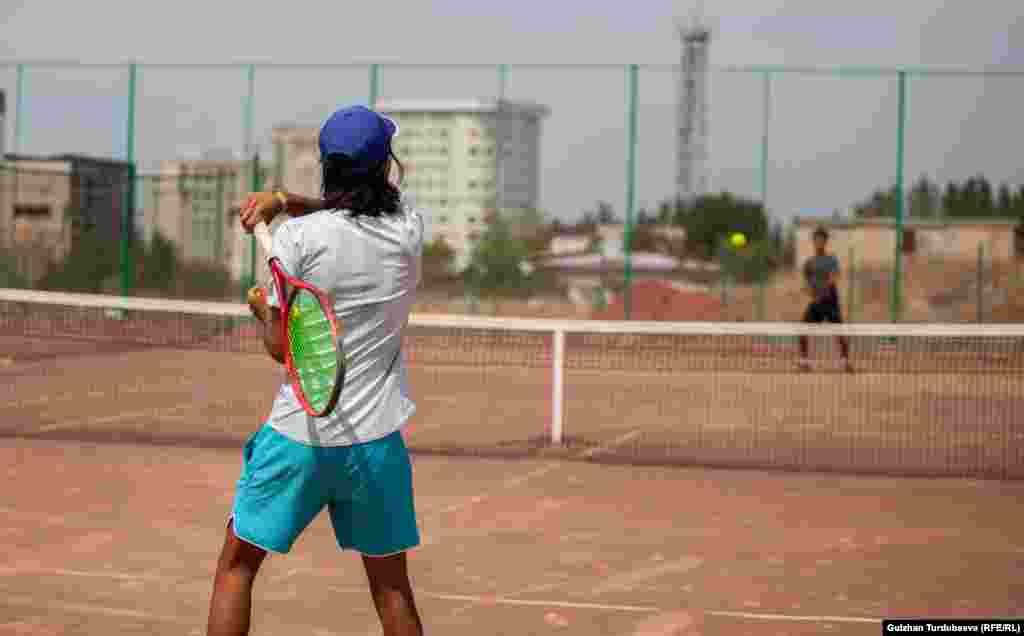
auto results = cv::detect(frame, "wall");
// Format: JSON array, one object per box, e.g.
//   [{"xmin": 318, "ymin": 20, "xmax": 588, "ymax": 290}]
[
  {"xmin": 0, "ymin": 160, "xmax": 73, "ymax": 282},
  {"xmin": 796, "ymin": 221, "xmax": 1018, "ymax": 270}
]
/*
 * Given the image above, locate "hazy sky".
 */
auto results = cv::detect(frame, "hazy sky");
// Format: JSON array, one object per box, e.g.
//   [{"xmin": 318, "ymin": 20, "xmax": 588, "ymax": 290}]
[{"xmin": 1, "ymin": 0, "xmax": 1021, "ymax": 225}]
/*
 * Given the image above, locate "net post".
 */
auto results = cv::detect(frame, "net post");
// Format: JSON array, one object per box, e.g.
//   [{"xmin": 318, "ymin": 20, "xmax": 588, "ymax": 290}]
[{"xmin": 550, "ymin": 328, "xmax": 565, "ymax": 446}]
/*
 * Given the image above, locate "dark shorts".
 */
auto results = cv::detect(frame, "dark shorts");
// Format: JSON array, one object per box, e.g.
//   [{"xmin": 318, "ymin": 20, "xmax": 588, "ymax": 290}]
[{"xmin": 804, "ymin": 296, "xmax": 843, "ymax": 324}]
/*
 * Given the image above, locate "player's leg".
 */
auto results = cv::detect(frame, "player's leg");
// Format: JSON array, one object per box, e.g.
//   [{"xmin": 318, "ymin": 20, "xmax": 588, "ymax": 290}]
[
  {"xmin": 329, "ymin": 430, "xmax": 423, "ymax": 635},
  {"xmin": 209, "ymin": 425, "xmax": 328, "ymax": 636},
  {"xmin": 799, "ymin": 301, "xmax": 821, "ymax": 370},
  {"xmin": 826, "ymin": 299, "xmax": 853, "ymax": 372},
  {"xmin": 207, "ymin": 521, "xmax": 267, "ymax": 636},
  {"xmin": 363, "ymin": 552, "xmax": 424, "ymax": 636}
]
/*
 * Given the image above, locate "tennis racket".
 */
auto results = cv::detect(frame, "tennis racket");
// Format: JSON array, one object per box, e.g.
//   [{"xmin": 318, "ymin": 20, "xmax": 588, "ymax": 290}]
[{"xmin": 253, "ymin": 221, "xmax": 345, "ymax": 418}]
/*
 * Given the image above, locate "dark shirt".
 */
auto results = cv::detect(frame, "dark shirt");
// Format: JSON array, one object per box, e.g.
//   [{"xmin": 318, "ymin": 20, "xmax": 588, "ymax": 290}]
[{"xmin": 803, "ymin": 254, "xmax": 839, "ymax": 301}]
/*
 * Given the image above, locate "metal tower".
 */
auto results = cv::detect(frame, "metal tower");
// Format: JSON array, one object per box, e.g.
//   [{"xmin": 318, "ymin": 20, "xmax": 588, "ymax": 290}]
[{"xmin": 677, "ymin": 11, "xmax": 711, "ymax": 203}]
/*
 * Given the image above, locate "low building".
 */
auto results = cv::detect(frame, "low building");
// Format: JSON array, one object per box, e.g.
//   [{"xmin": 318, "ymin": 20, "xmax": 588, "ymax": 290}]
[
  {"xmin": 795, "ymin": 217, "xmax": 1022, "ymax": 268},
  {"xmin": 0, "ymin": 154, "xmax": 130, "ymax": 283},
  {"xmin": 139, "ymin": 157, "xmax": 260, "ymax": 282}
]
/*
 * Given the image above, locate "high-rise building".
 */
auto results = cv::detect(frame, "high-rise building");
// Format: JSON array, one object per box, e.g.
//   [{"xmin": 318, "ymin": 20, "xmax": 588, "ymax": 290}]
[
  {"xmin": 677, "ymin": 16, "xmax": 711, "ymax": 202},
  {"xmin": 272, "ymin": 99, "xmax": 549, "ymax": 263}
]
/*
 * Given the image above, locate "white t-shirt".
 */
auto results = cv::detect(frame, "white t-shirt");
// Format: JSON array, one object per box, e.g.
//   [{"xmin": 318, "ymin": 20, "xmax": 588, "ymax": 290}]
[{"xmin": 265, "ymin": 203, "xmax": 423, "ymax": 446}]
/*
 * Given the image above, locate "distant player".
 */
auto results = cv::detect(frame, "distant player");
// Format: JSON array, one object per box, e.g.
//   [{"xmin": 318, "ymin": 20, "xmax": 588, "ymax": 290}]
[
  {"xmin": 799, "ymin": 227, "xmax": 853, "ymax": 373},
  {"xmin": 208, "ymin": 106, "xmax": 425, "ymax": 636}
]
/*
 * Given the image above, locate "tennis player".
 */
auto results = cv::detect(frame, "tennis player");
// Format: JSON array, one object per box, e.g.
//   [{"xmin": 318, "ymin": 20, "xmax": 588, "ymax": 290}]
[
  {"xmin": 799, "ymin": 226, "xmax": 853, "ymax": 373},
  {"xmin": 207, "ymin": 105, "xmax": 425, "ymax": 636}
]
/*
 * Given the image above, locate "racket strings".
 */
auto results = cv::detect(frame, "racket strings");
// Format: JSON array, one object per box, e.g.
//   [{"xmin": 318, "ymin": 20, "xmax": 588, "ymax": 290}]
[{"xmin": 287, "ymin": 290, "xmax": 342, "ymax": 412}]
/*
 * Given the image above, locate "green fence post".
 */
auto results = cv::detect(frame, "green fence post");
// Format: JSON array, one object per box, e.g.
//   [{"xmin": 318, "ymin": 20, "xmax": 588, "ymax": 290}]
[
  {"xmin": 120, "ymin": 63, "xmax": 138, "ymax": 297},
  {"xmin": 241, "ymin": 64, "xmax": 257, "ymax": 301},
  {"xmin": 216, "ymin": 170, "xmax": 225, "ymax": 259},
  {"xmin": 368, "ymin": 64, "xmax": 381, "ymax": 108},
  {"xmin": 755, "ymin": 278, "xmax": 765, "ymax": 321},
  {"xmin": 976, "ymin": 242, "xmax": 984, "ymax": 323},
  {"xmin": 497, "ymin": 64, "xmax": 509, "ymax": 101},
  {"xmin": 250, "ymin": 154, "xmax": 262, "ymax": 286},
  {"xmin": 890, "ymin": 70, "xmax": 907, "ymax": 322},
  {"xmin": 623, "ymin": 64, "xmax": 639, "ymax": 320},
  {"xmin": 848, "ymin": 245, "xmax": 856, "ymax": 322},
  {"xmin": 759, "ymin": 71, "xmax": 772, "ymax": 207},
  {"xmin": 13, "ymin": 64, "xmax": 25, "ymax": 154}
]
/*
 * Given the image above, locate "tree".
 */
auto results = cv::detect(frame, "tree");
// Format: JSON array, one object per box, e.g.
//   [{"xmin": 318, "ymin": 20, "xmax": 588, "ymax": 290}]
[
  {"xmin": 853, "ymin": 186, "xmax": 900, "ymax": 218},
  {"xmin": 138, "ymin": 231, "xmax": 177, "ymax": 292},
  {"xmin": 0, "ymin": 248, "xmax": 28, "ymax": 289},
  {"xmin": 39, "ymin": 221, "xmax": 120, "ymax": 293},
  {"xmin": 908, "ymin": 176, "xmax": 940, "ymax": 219},
  {"xmin": 463, "ymin": 216, "xmax": 536, "ymax": 298},
  {"xmin": 997, "ymin": 184, "xmax": 1014, "ymax": 217},
  {"xmin": 422, "ymin": 237, "xmax": 456, "ymax": 283},
  {"xmin": 942, "ymin": 182, "xmax": 961, "ymax": 218},
  {"xmin": 674, "ymin": 192, "xmax": 770, "ymax": 260},
  {"xmin": 595, "ymin": 201, "xmax": 617, "ymax": 225},
  {"xmin": 657, "ymin": 200, "xmax": 673, "ymax": 224}
]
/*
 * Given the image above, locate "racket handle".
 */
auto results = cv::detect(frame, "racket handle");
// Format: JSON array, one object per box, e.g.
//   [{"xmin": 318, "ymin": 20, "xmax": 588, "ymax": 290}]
[{"xmin": 253, "ymin": 221, "xmax": 274, "ymax": 255}]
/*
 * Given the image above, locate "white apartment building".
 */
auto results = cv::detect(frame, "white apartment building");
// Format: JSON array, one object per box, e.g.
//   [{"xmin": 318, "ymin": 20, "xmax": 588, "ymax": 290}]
[{"xmin": 272, "ymin": 98, "xmax": 549, "ymax": 265}]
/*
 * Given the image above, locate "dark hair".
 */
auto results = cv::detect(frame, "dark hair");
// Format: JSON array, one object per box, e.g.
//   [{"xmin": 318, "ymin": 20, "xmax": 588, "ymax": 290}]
[
  {"xmin": 813, "ymin": 226, "xmax": 829, "ymax": 240},
  {"xmin": 321, "ymin": 150, "xmax": 405, "ymax": 217}
]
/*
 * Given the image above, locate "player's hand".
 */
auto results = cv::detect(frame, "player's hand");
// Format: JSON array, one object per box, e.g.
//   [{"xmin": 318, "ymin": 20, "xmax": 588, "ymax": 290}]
[
  {"xmin": 236, "ymin": 192, "xmax": 282, "ymax": 232},
  {"xmin": 247, "ymin": 286, "xmax": 271, "ymax": 323}
]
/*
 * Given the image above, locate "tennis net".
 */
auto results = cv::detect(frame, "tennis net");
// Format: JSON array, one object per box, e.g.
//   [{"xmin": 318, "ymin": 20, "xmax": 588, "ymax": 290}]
[{"xmin": 2, "ymin": 288, "xmax": 1023, "ymax": 479}]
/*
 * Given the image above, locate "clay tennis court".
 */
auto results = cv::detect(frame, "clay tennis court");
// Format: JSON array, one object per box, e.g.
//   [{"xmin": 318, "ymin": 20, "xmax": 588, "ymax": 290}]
[
  {"xmin": 2, "ymin": 438, "xmax": 1023, "ymax": 635},
  {"xmin": 1, "ymin": 306, "xmax": 1023, "ymax": 634}
]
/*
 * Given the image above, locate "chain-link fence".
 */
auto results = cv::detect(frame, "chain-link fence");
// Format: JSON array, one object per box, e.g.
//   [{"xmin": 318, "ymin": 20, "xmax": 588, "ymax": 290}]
[{"xmin": 0, "ymin": 62, "xmax": 1021, "ymax": 317}]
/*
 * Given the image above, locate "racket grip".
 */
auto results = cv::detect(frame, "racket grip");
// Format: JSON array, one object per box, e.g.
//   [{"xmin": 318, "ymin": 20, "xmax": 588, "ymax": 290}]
[{"xmin": 253, "ymin": 221, "xmax": 274, "ymax": 255}]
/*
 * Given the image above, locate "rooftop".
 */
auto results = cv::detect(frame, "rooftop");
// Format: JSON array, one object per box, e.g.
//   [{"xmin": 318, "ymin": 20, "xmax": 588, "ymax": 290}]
[
  {"xmin": 796, "ymin": 216, "xmax": 1021, "ymax": 228},
  {"xmin": 376, "ymin": 98, "xmax": 550, "ymax": 118}
]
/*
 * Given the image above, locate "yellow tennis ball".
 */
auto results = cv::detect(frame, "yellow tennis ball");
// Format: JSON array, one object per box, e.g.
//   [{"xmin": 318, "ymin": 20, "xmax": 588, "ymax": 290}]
[{"xmin": 730, "ymin": 233, "xmax": 747, "ymax": 248}]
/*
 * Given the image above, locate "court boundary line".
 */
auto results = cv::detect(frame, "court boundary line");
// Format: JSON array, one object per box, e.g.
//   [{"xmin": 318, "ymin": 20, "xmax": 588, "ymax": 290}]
[
  {"xmin": 2, "ymin": 595, "xmax": 193, "ymax": 625},
  {"xmin": 420, "ymin": 592, "xmax": 881, "ymax": 623},
  {"xmin": 0, "ymin": 566, "xmax": 913, "ymax": 625}
]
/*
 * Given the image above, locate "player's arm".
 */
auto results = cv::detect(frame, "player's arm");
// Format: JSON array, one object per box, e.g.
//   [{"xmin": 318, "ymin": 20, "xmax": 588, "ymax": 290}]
[
  {"xmin": 247, "ymin": 287, "xmax": 286, "ymax": 364},
  {"xmin": 237, "ymin": 191, "xmax": 326, "ymax": 230},
  {"xmin": 801, "ymin": 261, "xmax": 816, "ymax": 298}
]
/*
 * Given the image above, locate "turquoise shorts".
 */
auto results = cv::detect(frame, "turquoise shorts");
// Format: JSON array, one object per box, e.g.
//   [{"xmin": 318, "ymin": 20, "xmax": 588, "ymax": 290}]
[{"xmin": 231, "ymin": 424, "xmax": 420, "ymax": 556}]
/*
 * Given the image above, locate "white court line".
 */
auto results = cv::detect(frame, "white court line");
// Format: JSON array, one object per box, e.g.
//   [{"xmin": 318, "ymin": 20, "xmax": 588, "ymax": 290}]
[
  {"xmin": 2, "ymin": 595, "xmax": 191, "ymax": 624},
  {"xmin": 32, "ymin": 404, "xmax": 196, "ymax": 434},
  {"xmin": 420, "ymin": 428, "xmax": 648, "ymax": 543},
  {"xmin": 422, "ymin": 463, "xmax": 562, "ymax": 520},
  {"xmin": 0, "ymin": 568, "xmax": 884, "ymax": 626},
  {"xmin": 575, "ymin": 430, "xmax": 642, "ymax": 459},
  {"xmin": 422, "ymin": 592, "xmax": 659, "ymax": 613},
  {"xmin": 706, "ymin": 610, "xmax": 879, "ymax": 624},
  {"xmin": 0, "ymin": 567, "xmax": 172, "ymax": 583},
  {"xmin": 423, "ymin": 593, "xmax": 881, "ymax": 624}
]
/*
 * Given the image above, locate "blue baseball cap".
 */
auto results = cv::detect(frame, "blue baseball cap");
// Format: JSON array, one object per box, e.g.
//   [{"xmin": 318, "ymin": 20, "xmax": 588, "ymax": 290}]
[{"xmin": 318, "ymin": 105, "xmax": 399, "ymax": 174}]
